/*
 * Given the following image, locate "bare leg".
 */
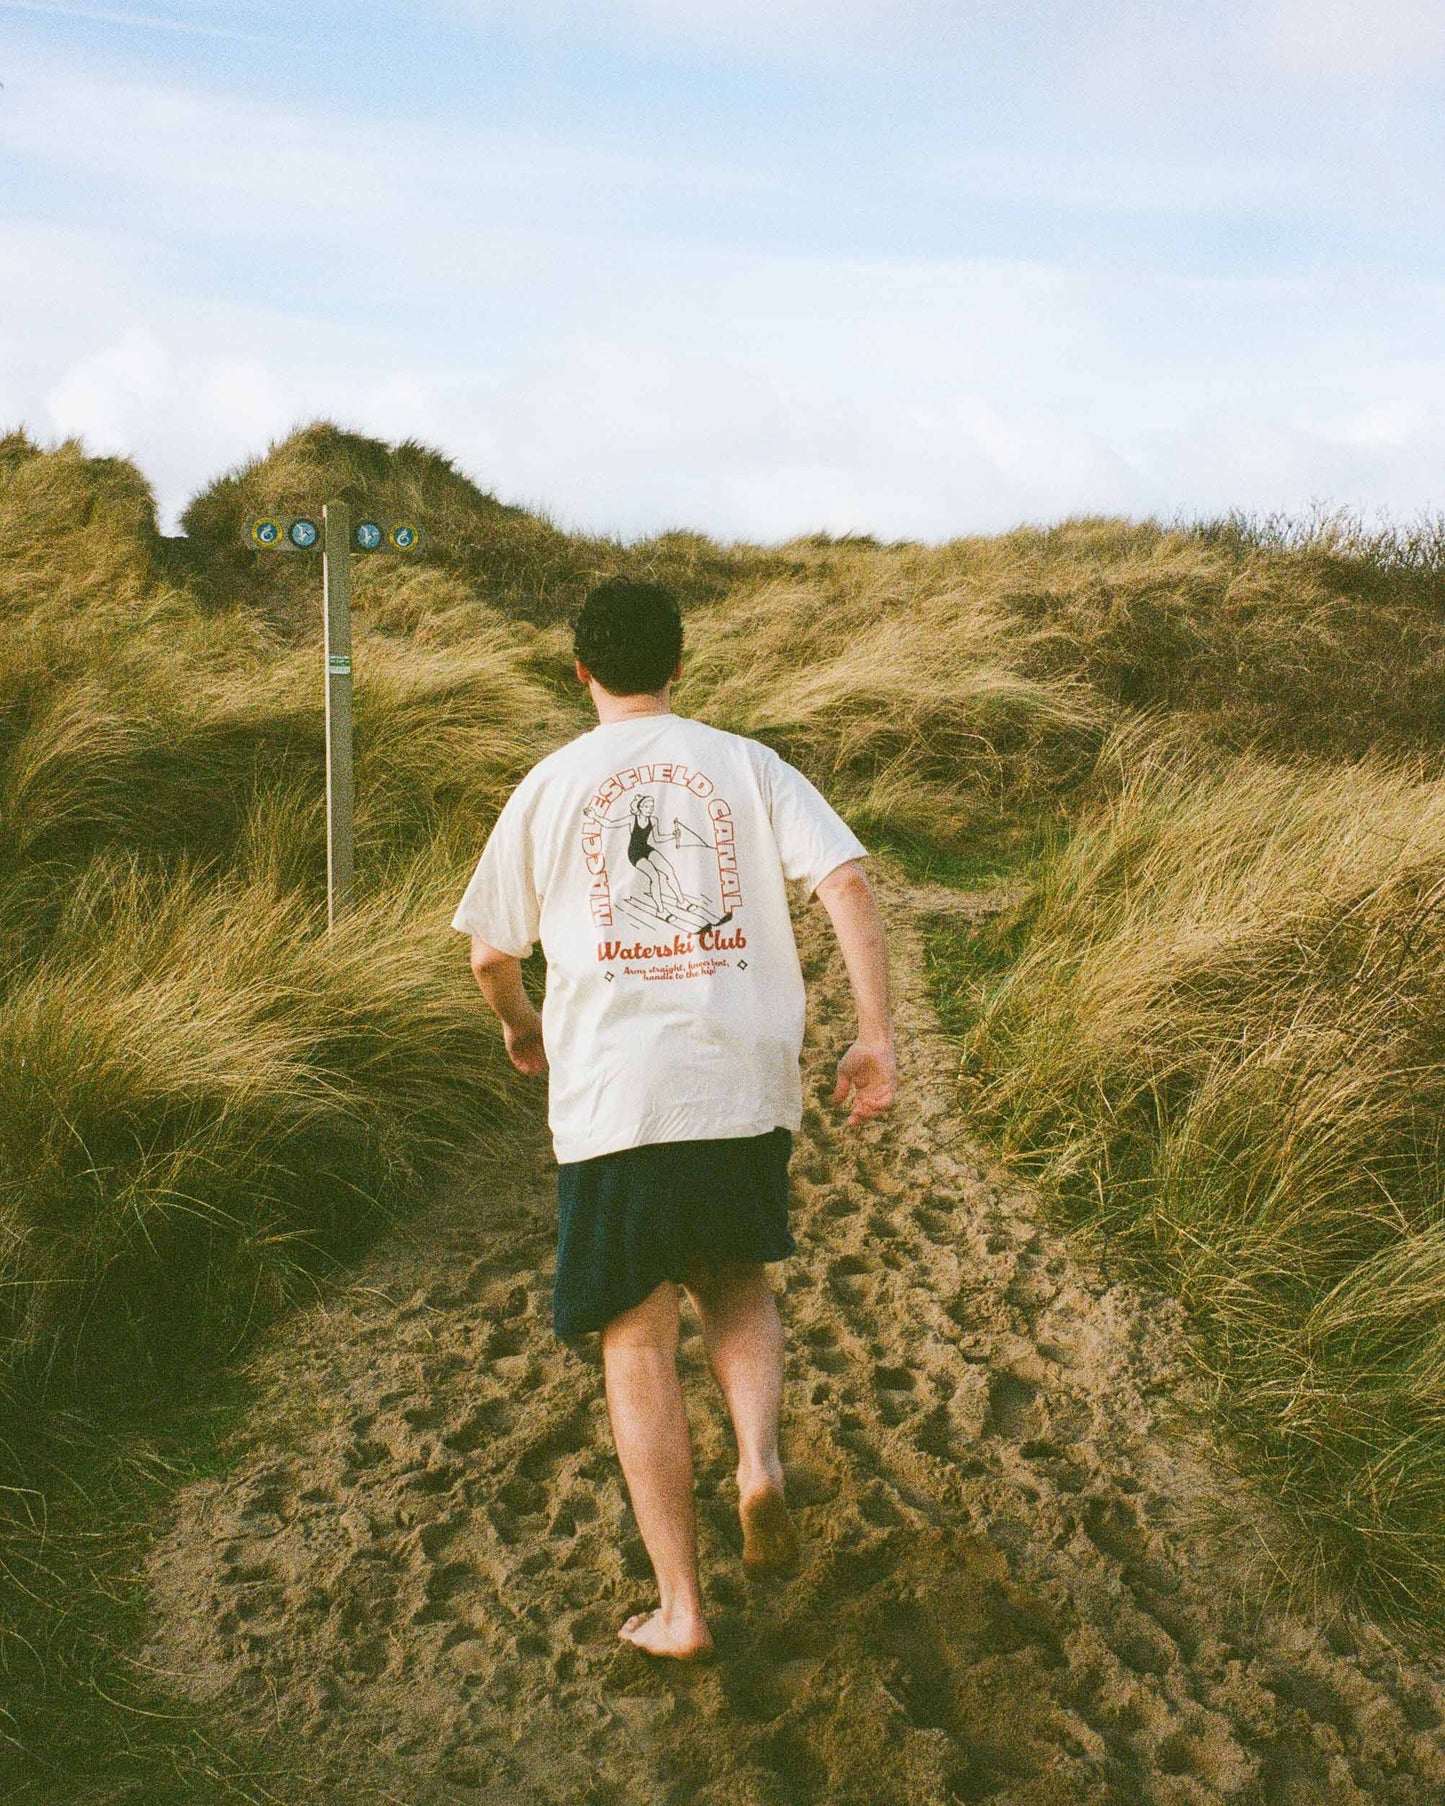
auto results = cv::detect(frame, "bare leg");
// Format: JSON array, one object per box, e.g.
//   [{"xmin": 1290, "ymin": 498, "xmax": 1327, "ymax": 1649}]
[
  {"xmin": 600, "ymin": 1280, "xmax": 714, "ymax": 1659},
  {"xmin": 683, "ymin": 1261, "xmax": 799, "ymax": 1576},
  {"xmin": 641, "ymin": 853, "xmax": 692, "ymax": 914}
]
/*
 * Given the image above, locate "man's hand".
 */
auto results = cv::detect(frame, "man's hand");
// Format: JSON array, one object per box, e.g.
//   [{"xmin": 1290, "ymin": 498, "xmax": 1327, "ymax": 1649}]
[
  {"xmin": 832, "ymin": 1036, "xmax": 897, "ymax": 1125},
  {"xmin": 504, "ymin": 1012, "xmax": 548, "ymax": 1076},
  {"xmin": 815, "ymin": 862, "xmax": 896, "ymax": 1125}
]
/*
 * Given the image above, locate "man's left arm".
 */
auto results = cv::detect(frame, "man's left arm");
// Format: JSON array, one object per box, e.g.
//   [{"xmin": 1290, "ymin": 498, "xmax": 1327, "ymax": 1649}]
[{"xmin": 469, "ymin": 938, "xmax": 547, "ymax": 1076}]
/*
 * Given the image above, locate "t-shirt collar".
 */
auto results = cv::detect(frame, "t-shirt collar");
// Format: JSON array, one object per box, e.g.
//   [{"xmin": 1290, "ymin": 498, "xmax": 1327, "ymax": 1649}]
[{"xmin": 590, "ymin": 711, "xmax": 676, "ymax": 731}]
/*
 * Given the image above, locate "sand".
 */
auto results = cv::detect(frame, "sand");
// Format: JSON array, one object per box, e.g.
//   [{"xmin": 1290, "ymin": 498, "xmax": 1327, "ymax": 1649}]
[{"xmin": 140, "ymin": 868, "xmax": 1445, "ymax": 1804}]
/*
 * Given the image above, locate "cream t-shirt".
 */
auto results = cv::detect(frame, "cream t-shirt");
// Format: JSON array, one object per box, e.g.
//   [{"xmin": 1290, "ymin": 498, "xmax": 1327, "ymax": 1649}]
[{"xmin": 451, "ymin": 712, "xmax": 869, "ymax": 1164}]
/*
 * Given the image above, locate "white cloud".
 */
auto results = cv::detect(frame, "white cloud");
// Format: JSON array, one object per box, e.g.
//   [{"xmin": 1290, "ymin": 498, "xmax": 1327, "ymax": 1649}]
[
  {"xmin": 437, "ymin": 342, "xmax": 1143, "ymax": 540},
  {"xmin": 1264, "ymin": 0, "xmax": 1445, "ymax": 78},
  {"xmin": 926, "ymin": 148, "xmax": 1321, "ymax": 217},
  {"xmin": 43, "ymin": 330, "xmax": 299, "ymax": 517},
  {"xmin": 30, "ymin": 273, "xmax": 1444, "ymax": 544},
  {"xmin": 5, "ymin": 52, "xmax": 1443, "ymax": 539},
  {"xmin": 47, "ymin": 331, "xmax": 171, "ymax": 449},
  {"xmin": 457, "ymin": 0, "xmax": 979, "ymax": 60}
]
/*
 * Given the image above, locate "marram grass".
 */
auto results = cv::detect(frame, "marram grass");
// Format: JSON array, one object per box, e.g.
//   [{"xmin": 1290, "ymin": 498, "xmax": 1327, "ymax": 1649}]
[
  {"xmin": 0, "ymin": 849, "xmax": 521, "ymax": 1400},
  {"xmin": 948, "ymin": 734, "xmax": 1445, "ymax": 1617}
]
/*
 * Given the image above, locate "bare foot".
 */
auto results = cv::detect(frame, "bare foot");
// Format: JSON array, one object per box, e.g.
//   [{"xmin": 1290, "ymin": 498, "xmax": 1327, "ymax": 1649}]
[
  {"xmin": 740, "ymin": 1481, "xmax": 800, "ymax": 1577},
  {"xmin": 617, "ymin": 1608, "xmax": 715, "ymax": 1662}
]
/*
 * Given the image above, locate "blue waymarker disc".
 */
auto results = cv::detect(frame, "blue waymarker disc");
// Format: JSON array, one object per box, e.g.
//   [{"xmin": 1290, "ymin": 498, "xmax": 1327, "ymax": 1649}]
[
  {"xmin": 289, "ymin": 518, "xmax": 319, "ymax": 548},
  {"xmin": 389, "ymin": 522, "xmax": 420, "ymax": 551},
  {"xmin": 250, "ymin": 517, "xmax": 283, "ymax": 548},
  {"xmin": 354, "ymin": 521, "xmax": 383, "ymax": 551}
]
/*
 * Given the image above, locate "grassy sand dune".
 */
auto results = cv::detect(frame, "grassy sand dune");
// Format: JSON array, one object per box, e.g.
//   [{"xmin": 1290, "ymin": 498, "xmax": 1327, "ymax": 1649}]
[
  {"xmin": 682, "ymin": 566, "xmax": 1107, "ymax": 851},
  {"xmin": 5, "ymin": 420, "xmax": 1445, "ymax": 1796},
  {"xmin": 178, "ymin": 420, "xmax": 795, "ymax": 628},
  {"xmin": 944, "ymin": 738, "xmax": 1445, "ymax": 1613},
  {"xmin": 0, "ymin": 435, "xmax": 577, "ymax": 1777},
  {"xmin": 1, "ymin": 436, "xmax": 606, "ymax": 1419}
]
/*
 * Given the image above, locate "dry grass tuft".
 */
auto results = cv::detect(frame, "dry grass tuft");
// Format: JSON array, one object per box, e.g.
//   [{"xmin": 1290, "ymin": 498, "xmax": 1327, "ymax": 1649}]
[{"xmin": 682, "ymin": 556, "xmax": 1109, "ymax": 850}]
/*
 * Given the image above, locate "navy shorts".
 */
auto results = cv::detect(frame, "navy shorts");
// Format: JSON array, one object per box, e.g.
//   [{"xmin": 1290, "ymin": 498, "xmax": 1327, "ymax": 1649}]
[{"xmin": 553, "ymin": 1127, "xmax": 796, "ymax": 1339}]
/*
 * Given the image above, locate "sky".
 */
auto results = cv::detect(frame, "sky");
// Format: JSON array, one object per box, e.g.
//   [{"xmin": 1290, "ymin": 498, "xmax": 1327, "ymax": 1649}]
[{"xmin": 3, "ymin": 1, "xmax": 1444, "ymax": 539}]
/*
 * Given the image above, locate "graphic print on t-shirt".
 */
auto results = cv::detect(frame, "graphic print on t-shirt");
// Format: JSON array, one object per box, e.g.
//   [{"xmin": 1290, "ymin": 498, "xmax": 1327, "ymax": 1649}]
[
  {"xmin": 600, "ymin": 790, "xmax": 730, "ymax": 933},
  {"xmin": 580, "ymin": 759, "xmax": 746, "ymax": 977}
]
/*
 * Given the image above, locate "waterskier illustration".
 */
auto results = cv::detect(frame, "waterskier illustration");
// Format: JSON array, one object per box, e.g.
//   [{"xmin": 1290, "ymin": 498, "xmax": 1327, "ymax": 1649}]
[{"xmin": 585, "ymin": 791, "xmax": 734, "ymax": 932}]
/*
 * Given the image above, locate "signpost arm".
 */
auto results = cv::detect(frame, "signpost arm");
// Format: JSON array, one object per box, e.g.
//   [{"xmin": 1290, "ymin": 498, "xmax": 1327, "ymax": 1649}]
[{"xmin": 322, "ymin": 502, "xmax": 355, "ymax": 931}]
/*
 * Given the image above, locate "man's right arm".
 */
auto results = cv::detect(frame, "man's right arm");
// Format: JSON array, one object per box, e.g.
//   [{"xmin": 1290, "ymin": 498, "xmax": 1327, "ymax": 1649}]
[
  {"xmin": 813, "ymin": 860, "xmax": 897, "ymax": 1124},
  {"xmin": 469, "ymin": 937, "xmax": 547, "ymax": 1076}
]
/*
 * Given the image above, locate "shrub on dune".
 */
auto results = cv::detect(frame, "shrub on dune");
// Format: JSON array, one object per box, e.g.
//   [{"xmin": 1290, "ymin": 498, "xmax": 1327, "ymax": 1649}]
[
  {"xmin": 0, "ymin": 431, "xmax": 158, "ymax": 621},
  {"xmin": 996, "ymin": 515, "xmax": 1445, "ymax": 758}
]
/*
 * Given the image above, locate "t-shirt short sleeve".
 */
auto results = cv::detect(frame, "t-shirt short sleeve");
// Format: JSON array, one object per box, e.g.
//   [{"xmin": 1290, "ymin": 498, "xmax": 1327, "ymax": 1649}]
[
  {"xmin": 450, "ymin": 783, "xmax": 542, "ymax": 958},
  {"xmin": 763, "ymin": 748, "xmax": 869, "ymax": 897}
]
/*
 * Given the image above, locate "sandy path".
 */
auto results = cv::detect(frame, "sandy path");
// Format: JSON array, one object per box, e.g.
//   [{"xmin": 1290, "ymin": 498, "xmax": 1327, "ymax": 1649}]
[{"xmin": 143, "ymin": 868, "xmax": 1445, "ymax": 1805}]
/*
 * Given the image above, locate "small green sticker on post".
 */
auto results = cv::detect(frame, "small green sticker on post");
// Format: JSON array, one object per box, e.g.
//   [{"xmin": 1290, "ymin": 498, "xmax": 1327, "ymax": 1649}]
[{"xmin": 328, "ymin": 653, "xmax": 352, "ymax": 676}]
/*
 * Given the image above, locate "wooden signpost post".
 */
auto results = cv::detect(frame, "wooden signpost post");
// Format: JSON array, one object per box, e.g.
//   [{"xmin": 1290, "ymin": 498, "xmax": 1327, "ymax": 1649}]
[
  {"xmin": 243, "ymin": 505, "xmax": 424, "ymax": 933},
  {"xmin": 322, "ymin": 503, "xmax": 355, "ymax": 931}
]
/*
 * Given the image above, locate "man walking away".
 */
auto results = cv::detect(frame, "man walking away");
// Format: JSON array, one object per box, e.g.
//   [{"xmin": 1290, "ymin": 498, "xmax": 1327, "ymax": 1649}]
[{"xmin": 453, "ymin": 578, "xmax": 897, "ymax": 1661}]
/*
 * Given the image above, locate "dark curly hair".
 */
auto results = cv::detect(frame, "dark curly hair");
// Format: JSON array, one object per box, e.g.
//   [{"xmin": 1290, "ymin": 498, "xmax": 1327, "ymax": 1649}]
[{"xmin": 573, "ymin": 578, "xmax": 683, "ymax": 697}]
